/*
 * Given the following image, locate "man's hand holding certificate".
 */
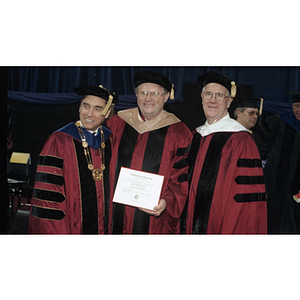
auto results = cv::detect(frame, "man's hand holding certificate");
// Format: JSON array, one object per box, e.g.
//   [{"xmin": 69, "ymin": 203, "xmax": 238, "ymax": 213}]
[{"xmin": 113, "ymin": 167, "xmax": 165, "ymax": 213}]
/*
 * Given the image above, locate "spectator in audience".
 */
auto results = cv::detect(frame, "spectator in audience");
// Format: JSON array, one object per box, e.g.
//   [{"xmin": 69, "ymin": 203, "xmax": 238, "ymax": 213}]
[{"xmin": 234, "ymin": 97, "xmax": 262, "ymax": 132}]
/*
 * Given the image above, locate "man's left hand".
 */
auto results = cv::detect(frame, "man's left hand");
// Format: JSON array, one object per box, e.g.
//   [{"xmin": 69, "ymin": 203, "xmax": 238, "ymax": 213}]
[{"xmin": 139, "ymin": 199, "xmax": 166, "ymax": 217}]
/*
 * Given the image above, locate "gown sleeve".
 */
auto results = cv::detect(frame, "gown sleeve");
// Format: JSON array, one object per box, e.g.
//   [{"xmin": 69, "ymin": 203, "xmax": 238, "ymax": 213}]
[{"xmin": 28, "ymin": 133, "xmax": 70, "ymax": 234}]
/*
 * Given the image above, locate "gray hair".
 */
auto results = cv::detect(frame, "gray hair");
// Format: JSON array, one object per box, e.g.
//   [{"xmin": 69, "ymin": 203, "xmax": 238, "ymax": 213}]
[{"xmin": 234, "ymin": 107, "xmax": 246, "ymax": 119}]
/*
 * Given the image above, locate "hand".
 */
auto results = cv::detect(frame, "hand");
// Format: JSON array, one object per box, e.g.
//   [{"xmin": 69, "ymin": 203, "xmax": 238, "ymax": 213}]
[{"xmin": 138, "ymin": 199, "xmax": 166, "ymax": 217}]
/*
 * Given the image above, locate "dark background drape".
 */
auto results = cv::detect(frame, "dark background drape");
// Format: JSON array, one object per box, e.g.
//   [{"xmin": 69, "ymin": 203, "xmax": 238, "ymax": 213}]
[{"xmin": 8, "ymin": 66, "xmax": 300, "ymax": 103}]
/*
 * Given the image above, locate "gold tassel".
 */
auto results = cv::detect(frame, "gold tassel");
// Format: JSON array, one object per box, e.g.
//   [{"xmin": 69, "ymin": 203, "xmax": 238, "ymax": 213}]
[
  {"xmin": 259, "ymin": 98, "xmax": 263, "ymax": 116},
  {"xmin": 102, "ymin": 94, "xmax": 113, "ymax": 116},
  {"xmin": 99, "ymin": 84, "xmax": 114, "ymax": 116},
  {"xmin": 231, "ymin": 81, "xmax": 236, "ymax": 98},
  {"xmin": 170, "ymin": 84, "xmax": 175, "ymax": 100}
]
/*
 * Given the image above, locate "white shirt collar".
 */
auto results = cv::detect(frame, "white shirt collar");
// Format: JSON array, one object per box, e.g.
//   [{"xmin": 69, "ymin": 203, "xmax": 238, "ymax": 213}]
[
  {"xmin": 196, "ymin": 113, "xmax": 248, "ymax": 137},
  {"xmin": 77, "ymin": 120, "xmax": 99, "ymax": 135}
]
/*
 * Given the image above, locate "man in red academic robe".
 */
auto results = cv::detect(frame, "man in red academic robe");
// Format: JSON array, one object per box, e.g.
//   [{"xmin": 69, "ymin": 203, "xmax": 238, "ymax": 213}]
[
  {"xmin": 28, "ymin": 85, "xmax": 118, "ymax": 234},
  {"xmin": 107, "ymin": 71, "xmax": 193, "ymax": 234},
  {"xmin": 180, "ymin": 71, "xmax": 267, "ymax": 234}
]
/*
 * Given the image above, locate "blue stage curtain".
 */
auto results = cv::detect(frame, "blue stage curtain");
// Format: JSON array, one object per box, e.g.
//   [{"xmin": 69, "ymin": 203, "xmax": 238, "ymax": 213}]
[{"xmin": 8, "ymin": 66, "xmax": 300, "ymax": 105}]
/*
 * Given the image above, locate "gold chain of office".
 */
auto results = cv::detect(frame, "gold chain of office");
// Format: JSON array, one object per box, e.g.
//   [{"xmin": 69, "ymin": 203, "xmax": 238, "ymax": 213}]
[{"xmin": 75, "ymin": 121, "xmax": 105, "ymax": 181}]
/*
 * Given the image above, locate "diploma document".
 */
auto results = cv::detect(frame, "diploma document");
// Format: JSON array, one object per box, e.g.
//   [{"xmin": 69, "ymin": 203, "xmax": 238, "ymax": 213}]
[{"xmin": 112, "ymin": 167, "xmax": 164, "ymax": 210}]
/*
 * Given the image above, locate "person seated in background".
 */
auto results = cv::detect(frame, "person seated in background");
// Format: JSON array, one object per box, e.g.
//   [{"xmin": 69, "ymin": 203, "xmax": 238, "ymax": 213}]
[
  {"xmin": 234, "ymin": 97, "xmax": 263, "ymax": 132},
  {"xmin": 233, "ymin": 97, "xmax": 269, "ymax": 167}
]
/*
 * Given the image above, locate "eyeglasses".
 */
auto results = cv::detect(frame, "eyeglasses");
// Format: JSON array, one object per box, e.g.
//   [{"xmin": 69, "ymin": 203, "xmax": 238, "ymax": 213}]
[
  {"xmin": 138, "ymin": 91, "xmax": 164, "ymax": 100},
  {"xmin": 203, "ymin": 91, "xmax": 228, "ymax": 102},
  {"xmin": 245, "ymin": 110, "xmax": 259, "ymax": 117}
]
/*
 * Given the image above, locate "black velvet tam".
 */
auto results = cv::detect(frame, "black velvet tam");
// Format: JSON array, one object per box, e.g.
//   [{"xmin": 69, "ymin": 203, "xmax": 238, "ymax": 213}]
[
  {"xmin": 134, "ymin": 70, "xmax": 173, "ymax": 92},
  {"xmin": 288, "ymin": 89, "xmax": 300, "ymax": 103},
  {"xmin": 74, "ymin": 85, "xmax": 119, "ymax": 104},
  {"xmin": 197, "ymin": 71, "xmax": 232, "ymax": 92},
  {"xmin": 235, "ymin": 97, "xmax": 261, "ymax": 109}
]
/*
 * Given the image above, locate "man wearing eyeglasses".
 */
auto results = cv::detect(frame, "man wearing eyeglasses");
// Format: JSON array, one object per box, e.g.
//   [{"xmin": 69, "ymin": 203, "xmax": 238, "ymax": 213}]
[
  {"xmin": 107, "ymin": 70, "xmax": 192, "ymax": 234},
  {"xmin": 234, "ymin": 98, "xmax": 262, "ymax": 132},
  {"xmin": 180, "ymin": 71, "xmax": 267, "ymax": 234},
  {"xmin": 233, "ymin": 97, "xmax": 270, "ymax": 167}
]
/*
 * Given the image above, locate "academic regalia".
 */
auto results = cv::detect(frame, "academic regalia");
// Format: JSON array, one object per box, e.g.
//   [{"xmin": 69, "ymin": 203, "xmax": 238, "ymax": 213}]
[
  {"xmin": 264, "ymin": 114, "xmax": 300, "ymax": 233},
  {"xmin": 279, "ymin": 111, "xmax": 300, "ymax": 132},
  {"xmin": 28, "ymin": 122, "xmax": 112, "ymax": 234},
  {"xmin": 181, "ymin": 114, "xmax": 268, "ymax": 234},
  {"xmin": 107, "ymin": 107, "xmax": 193, "ymax": 234},
  {"xmin": 251, "ymin": 111, "xmax": 279, "ymax": 161}
]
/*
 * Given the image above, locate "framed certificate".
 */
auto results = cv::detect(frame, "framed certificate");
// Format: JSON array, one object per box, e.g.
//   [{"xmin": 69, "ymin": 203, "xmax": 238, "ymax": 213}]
[{"xmin": 112, "ymin": 167, "xmax": 164, "ymax": 210}]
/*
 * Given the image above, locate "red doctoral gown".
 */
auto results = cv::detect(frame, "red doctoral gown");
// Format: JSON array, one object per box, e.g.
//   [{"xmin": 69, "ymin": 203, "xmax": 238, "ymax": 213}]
[
  {"xmin": 182, "ymin": 131, "xmax": 267, "ymax": 234},
  {"xmin": 106, "ymin": 108, "xmax": 193, "ymax": 234},
  {"xmin": 28, "ymin": 122, "xmax": 111, "ymax": 234}
]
